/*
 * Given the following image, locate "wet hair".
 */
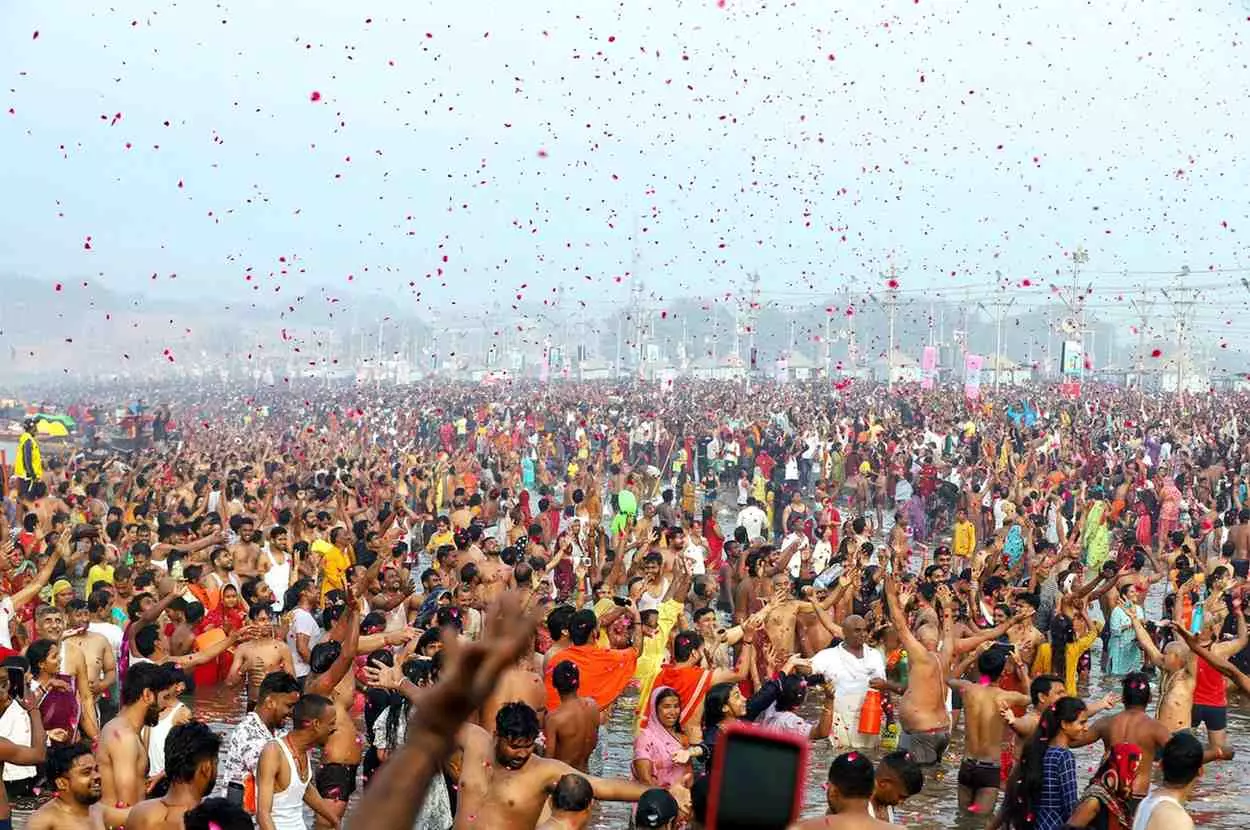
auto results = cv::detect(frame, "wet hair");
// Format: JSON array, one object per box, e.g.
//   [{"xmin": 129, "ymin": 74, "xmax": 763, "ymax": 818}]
[
  {"xmin": 164, "ymin": 721, "xmax": 221, "ymax": 783},
  {"xmin": 1122, "ymin": 671, "xmax": 1152, "ymax": 708},
  {"xmin": 569, "ymin": 609, "xmax": 597, "ymax": 646},
  {"xmin": 703, "ymin": 682, "xmax": 736, "ymax": 734},
  {"xmin": 672, "ymin": 631, "xmax": 703, "ymax": 663},
  {"xmin": 977, "ymin": 647, "xmax": 1008, "ymax": 681},
  {"xmin": 291, "ymin": 694, "xmax": 333, "ymax": 728},
  {"xmin": 776, "ymin": 673, "xmax": 809, "ymax": 712},
  {"xmin": 1013, "ymin": 697, "xmax": 1086, "ymax": 826},
  {"xmin": 183, "ymin": 797, "xmax": 255, "ymax": 830},
  {"xmin": 257, "ymin": 671, "xmax": 300, "ymax": 704},
  {"xmin": 879, "ymin": 750, "xmax": 924, "ymax": 797},
  {"xmin": 26, "ymin": 639, "xmax": 57, "ymax": 673},
  {"xmin": 547, "ymin": 605, "xmax": 576, "ymax": 640},
  {"xmin": 134, "ymin": 624, "xmax": 160, "ymax": 658},
  {"xmin": 122, "ymin": 662, "xmax": 177, "ymax": 705},
  {"xmin": 828, "ymin": 751, "xmax": 875, "ymax": 798},
  {"xmin": 552, "ymin": 661, "xmax": 580, "ymax": 695},
  {"xmin": 309, "ymin": 641, "xmax": 341, "ymax": 674},
  {"xmin": 552, "ymin": 773, "xmax": 595, "ymax": 813},
  {"xmin": 1029, "ymin": 674, "xmax": 1064, "ymax": 706},
  {"xmin": 249, "ymin": 603, "xmax": 273, "ymax": 621},
  {"xmin": 495, "ymin": 701, "xmax": 541, "ymax": 742},
  {"xmin": 1160, "ymin": 731, "xmax": 1204, "ymax": 787},
  {"xmin": 46, "ymin": 742, "xmax": 94, "ymax": 789},
  {"xmin": 1048, "ymin": 615, "xmax": 1075, "ymax": 684}
]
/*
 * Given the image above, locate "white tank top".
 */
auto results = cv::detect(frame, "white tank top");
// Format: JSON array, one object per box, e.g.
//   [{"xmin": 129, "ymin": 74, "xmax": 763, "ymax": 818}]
[
  {"xmin": 1131, "ymin": 790, "xmax": 1185, "ymax": 830},
  {"xmin": 145, "ymin": 702, "xmax": 185, "ymax": 777},
  {"xmin": 263, "ymin": 548, "xmax": 291, "ymax": 612},
  {"xmin": 271, "ymin": 737, "xmax": 311, "ymax": 830}
]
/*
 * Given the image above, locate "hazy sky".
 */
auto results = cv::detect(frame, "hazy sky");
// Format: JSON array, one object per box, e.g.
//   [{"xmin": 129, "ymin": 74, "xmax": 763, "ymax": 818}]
[{"xmin": 3, "ymin": 0, "xmax": 1250, "ymax": 330}]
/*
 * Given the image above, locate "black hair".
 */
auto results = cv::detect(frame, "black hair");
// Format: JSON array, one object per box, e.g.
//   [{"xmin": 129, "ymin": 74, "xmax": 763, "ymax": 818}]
[
  {"xmin": 134, "ymin": 624, "xmax": 160, "ymax": 658},
  {"xmin": 552, "ymin": 773, "xmax": 594, "ymax": 813},
  {"xmin": 495, "ymin": 701, "xmax": 541, "ymax": 742},
  {"xmin": 26, "ymin": 639, "xmax": 57, "ymax": 673},
  {"xmin": 776, "ymin": 673, "xmax": 809, "ymax": 712},
  {"xmin": 1029, "ymin": 674, "xmax": 1064, "ymax": 706},
  {"xmin": 672, "ymin": 631, "xmax": 702, "ymax": 663},
  {"xmin": 122, "ymin": 662, "xmax": 177, "ymax": 705},
  {"xmin": 183, "ymin": 797, "xmax": 255, "ymax": 830},
  {"xmin": 569, "ymin": 609, "xmax": 597, "ymax": 646},
  {"xmin": 828, "ymin": 751, "xmax": 875, "ymax": 798},
  {"xmin": 552, "ymin": 660, "xmax": 580, "ymax": 696},
  {"xmin": 1122, "ymin": 671, "xmax": 1151, "ymax": 708},
  {"xmin": 163, "ymin": 721, "xmax": 221, "ymax": 783},
  {"xmin": 1012, "ymin": 697, "xmax": 1086, "ymax": 828},
  {"xmin": 1048, "ymin": 615, "xmax": 1075, "ymax": 685},
  {"xmin": 880, "ymin": 750, "xmax": 924, "ymax": 796},
  {"xmin": 1160, "ymin": 731, "xmax": 1204, "ymax": 787},
  {"xmin": 46, "ymin": 742, "xmax": 94, "ymax": 789},
  {"xmin": 291, "ymin": 694, "xmax": 333, "ymax": 728},
  {"xmin": 257, "ymin": 671, "xmax": 301, "ymax": 703},
  {"xmin": 309, "ymin": 641, "xmax": 341, "ymax": 674},
  {"xmin": 702, "ymin": 682, "xmax": 736, "ymax": 734},
  {"xmin": 249, "ymin": 603, "xmax": 273, "ymax": 621},
  {"xmin": 977, "ymin": 647, "xmax": 1007, "ymax": 681},
  {"xmin": 547, "ymin": 605, "xmax": 576, "ymax": 640}
]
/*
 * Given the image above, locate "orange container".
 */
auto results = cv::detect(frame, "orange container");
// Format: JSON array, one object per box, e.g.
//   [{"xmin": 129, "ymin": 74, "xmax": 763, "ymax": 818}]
[{"xmin": 858, "ymin": 689, "xmax": 883, "ymax": 734}]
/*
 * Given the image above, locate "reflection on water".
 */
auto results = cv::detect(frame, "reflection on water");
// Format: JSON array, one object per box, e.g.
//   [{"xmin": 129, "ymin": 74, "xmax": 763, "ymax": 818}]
[{"xmin": 10, "ymin": 590, "xmax": 1250, "ymax": 826}]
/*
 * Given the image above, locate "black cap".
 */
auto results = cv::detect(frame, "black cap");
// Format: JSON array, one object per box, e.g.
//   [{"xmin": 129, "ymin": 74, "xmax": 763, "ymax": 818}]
[{"xmin": 635, "ymin": 788, "xmax": 678, "ymax": 828}]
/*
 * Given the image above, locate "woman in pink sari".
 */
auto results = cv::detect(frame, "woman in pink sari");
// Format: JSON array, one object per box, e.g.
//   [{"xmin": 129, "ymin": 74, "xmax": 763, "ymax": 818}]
[{"xmin": 633, "ymin": 687, "xmax": 694, "ymax": 789}]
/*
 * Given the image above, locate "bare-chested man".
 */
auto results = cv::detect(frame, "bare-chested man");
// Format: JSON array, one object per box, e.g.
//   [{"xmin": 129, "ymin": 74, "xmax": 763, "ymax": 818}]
[
  {"xmin": 230, "ymin": 515, "xmax": 263, "ymax": 579},
  {"xmin": 27, "ymin": 744, "xmax": 128, "ymax": 830},
  {"xmin": 1071, "ymin": 671, "xmax": 1174, "ymax": 810},
  {"xmin": 543, "ymin": 661, "xmax": 601, "ymax": 771},
  {"xmin": 124, "ymin": 721, "xmax": 220, "ymax": 830},
  {"xmin": 304, "ymin": 598, "xmax": 362, "ymax": 830},
  {"xmin": 63, "ymin": 599, "xmax": 118, "ymax": 729},
  {"xmin": 34, "ymin": 605, "xmax": 102, "ymax": 740},
  {"xmin": 480, "ymin": 652, "xmax": 549, "ymax": 736},
  {"xmin": 883, "ymin": 575, "xmax": 954, "ymax": 766},
  {"xmin": 948, "ymin": 648, "xmax": 1030, "ymax": 814},
  {"xmin": 98, "ymin": 662, "xmax": 180, "ymax": 809},
  {"xmin": 758, "ymin": 573, "xmax": 841, "ymax": 680},
  {"xmin": 365, "ymin": 568, "xmax": 421, "ymax": 632},
  {"xmin": 792, "ymin": 751, "xmax": 903, "ymax": 830},
  {"xmin": 226, "ymin": 604, "xmax": 296, "ymax": 706},
  {"xmin": 455, "ymin": 702, "xmax": 679, "ymax": 830}
]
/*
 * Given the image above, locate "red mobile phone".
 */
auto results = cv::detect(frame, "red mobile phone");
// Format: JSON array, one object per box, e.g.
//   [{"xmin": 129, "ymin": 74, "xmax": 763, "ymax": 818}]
[{"xmin": 706, "ymin": 721, "xmax": 809, "ymax": 830}]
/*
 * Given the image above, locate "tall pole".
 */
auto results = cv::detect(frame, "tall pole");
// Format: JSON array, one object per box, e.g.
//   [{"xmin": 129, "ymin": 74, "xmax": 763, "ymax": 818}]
[
  {"xmin": 615, "ymin": 313, "xmax": 622, "ymax": 376},
  {"xmin": 825, "ymin": 312, "xmax": 833, "ymax": 378},
  {"xmin": 994, "ymin": 303, "xmax": 1004, "ymax": 392},
  {"xmin": 1072, "ymin": 246, "xmax": 1089, "ymax": 389},
  {"xmin": 884, "ymin": 264, "xmax": 898, "ymax": 393}
]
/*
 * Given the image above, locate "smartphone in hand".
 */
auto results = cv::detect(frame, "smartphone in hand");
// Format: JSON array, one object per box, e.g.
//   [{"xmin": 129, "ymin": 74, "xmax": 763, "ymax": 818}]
[{"xmin": 706, "ymin": 722, "xmax": 808, "ymax": 830}]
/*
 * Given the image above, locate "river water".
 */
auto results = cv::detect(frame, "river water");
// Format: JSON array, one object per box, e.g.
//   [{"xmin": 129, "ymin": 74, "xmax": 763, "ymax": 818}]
[{"xmin": 6, "ymin": 508, "xmax": 1250, "ymax": 825}]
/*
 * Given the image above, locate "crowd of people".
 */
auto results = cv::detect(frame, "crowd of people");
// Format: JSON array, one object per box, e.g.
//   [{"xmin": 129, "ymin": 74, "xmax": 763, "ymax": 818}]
[{"xmin": 0, "ymin": 376, "xmax": 1245, "ymax": 830}]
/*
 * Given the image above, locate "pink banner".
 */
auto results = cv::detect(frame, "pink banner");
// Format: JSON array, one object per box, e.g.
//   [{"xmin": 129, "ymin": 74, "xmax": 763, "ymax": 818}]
[
  {"xmin": 964, "ymin": 354, "xmax": 983, "ymax": 400},
  {"xmin": 921, "ymin": 346, "xmax": 938, "ymax": 390}
]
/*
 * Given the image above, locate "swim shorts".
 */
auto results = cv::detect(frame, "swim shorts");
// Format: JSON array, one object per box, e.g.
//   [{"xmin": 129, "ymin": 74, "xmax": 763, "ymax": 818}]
[
  {"xmin": 957, "ymin": 758, "xmax": 1001, "ymax": 791},
  {"xmin": 315, "ymin": 762, "xmax": 359, "ymax": 802}
]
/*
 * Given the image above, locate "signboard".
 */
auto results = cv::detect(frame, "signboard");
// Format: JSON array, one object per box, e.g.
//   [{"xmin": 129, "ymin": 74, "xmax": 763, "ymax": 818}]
[
  {"xmin": 921, "ymin": 346, "xmax": 938, "ymax": 390},
  {"xmin": 964, "ymin": 354, "xmax": 984, "ymax": 400},
  {"xmin": 1061, "ymin": 340, "xmax": 1083, "ymax": 377}
]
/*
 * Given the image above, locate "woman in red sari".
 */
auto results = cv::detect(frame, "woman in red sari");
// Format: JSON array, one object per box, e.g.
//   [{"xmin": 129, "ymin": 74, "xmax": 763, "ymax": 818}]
[
  {"xmin": 702, "ymin": 506, "xmax": 724, "ymax": 573},
  {"xmin": 195, "ymin": 584, "xmax": 246, "ymax": 687}
]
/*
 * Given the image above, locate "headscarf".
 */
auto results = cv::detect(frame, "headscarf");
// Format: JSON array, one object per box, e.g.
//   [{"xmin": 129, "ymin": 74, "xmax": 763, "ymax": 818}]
[
  {"xmin": 633, "ymin": 687, "xmax": 687, "ymax": 789},
  {"xmin": 1080, "ymin": 743, "xmax": 1142, "ymax": 830}
]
